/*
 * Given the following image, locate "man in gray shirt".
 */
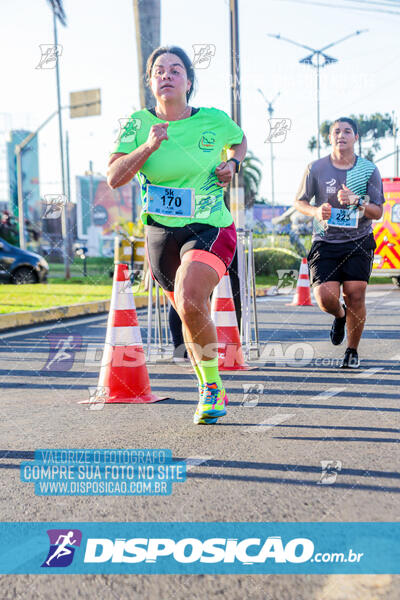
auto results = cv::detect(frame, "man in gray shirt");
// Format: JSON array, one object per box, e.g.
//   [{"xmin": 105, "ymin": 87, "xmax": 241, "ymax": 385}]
[{"xmin": 295, "ymin": 117, "xmax": 385, "ymax": 368}]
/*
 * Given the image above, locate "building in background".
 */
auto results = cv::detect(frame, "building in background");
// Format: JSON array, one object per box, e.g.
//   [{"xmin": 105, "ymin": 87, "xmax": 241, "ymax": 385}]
[
  {"xmin": 250, "ymin": 203, "xmax": 290, "ymax": 233},
  {"xmin": 6, "ymin": 130, "xmax": 41, "ymax": 225},
  {"xmin": 76, "ymin": 175, "xmax": 141, "ymax": 256}
]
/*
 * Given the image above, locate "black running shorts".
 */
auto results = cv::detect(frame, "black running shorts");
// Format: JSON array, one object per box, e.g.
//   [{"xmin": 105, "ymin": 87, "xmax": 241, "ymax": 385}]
[{"xmin": 307, "ymin": 233, "xmax": 376, "ymax": 287}]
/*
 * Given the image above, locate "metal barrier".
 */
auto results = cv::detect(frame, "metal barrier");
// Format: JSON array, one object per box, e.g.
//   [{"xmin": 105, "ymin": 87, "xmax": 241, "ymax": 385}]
[
  {"xmin": 146, "ymin": 276, "xmax": 172, "ymax": 362},
  {"xmin": 236, "ymin": 228, "xmax": 260, "ymax": 360},
  {"xmin": 114, "ymin": 231, "xmax": 259, "ymax": 363}
]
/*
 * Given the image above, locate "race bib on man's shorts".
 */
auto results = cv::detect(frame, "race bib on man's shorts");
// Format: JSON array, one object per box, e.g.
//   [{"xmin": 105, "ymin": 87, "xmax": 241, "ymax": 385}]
[
  {"xmin": 327, "ymin": 207, "xmax": 359, "ymax": 229},
  {"xmin": 145, "ymin": 184, "xmax": 195, "ymax": 218}
]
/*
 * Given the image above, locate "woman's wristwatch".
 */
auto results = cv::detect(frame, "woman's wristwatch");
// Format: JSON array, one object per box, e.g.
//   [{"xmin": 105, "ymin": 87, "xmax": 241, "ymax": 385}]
[{"xmin": 227, "ymin": 158, "xmax": 241, "ymax": 173}]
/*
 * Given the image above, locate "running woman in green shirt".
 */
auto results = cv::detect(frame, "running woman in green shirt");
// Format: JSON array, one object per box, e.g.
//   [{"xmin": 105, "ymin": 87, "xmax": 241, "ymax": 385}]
[{"xmin": 107, "ymin": 46, "xmax": 247, "ymax": 424}]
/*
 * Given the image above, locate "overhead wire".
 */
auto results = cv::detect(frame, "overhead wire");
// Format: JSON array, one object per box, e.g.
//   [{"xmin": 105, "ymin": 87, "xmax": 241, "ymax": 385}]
[{"xmin": 275, "ymin": 0, "xmax": 400, "ymax": 15}]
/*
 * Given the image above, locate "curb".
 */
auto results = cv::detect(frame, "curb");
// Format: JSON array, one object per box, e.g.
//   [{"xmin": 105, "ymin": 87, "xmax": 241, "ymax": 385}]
[
  {"xmin": 0, "ymin": 288, "xmax": 271, "ymax": 332},
  {"xmin": 0, "ymin": 295, "xmax": 150, "ymax": 332}
]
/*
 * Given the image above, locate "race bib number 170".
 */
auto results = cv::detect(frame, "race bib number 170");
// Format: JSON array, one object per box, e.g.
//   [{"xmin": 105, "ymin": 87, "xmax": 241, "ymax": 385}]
[{"xmin": 145, "ymin": 184, "xmax": 195, "ymax": 218}]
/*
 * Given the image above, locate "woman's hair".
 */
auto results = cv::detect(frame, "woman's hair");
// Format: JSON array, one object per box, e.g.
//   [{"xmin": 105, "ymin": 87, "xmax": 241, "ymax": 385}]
[{"xmin": 145, "ymin": 46, "xmax": 196, "ymax": 101}]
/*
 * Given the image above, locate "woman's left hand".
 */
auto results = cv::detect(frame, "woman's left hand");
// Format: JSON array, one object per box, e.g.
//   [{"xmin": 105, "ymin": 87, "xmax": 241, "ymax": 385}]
[{"xmin": 215, "ymin": 161, "xmax": 235, "ymax": 187}]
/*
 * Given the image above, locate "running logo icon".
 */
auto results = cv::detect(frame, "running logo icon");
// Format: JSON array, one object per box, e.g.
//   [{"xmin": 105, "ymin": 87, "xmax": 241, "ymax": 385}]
[
  {"xmin": 318, "ymin": 460, "xmax": 342, "ymax": 485},
  {"xmin": 116, "ymin": 118, "xmax": 142, "ymax": 144},
  {"xmin": 41, "ymin": 529, "xmax": 82, "ymax": 567},
  {"xmin": 36, "ymin": 44, "xmax": 62, "ymax": 69},
  {"xmin": 42, "ymin": 194, "xmax": 68, "ymax": 219},
  {"xmin": 325, "ymin": 178, "xmax": 336, "ymax": 194},
  {"xmin": 192, "ymin": 44, "xmax": 216, "ymax": 69},
  {"xmin": 241, "ymin": 383, "xmax": 264, "ymax": 407},
  {"xmin": 42, "ymin": 334, "xmax": 82, "ymax": 372},
  {"xmin": 276, "ymin": 269, "xmax": 298, "ymax": 293},
  {"xmin": 265, "ymin": 119, "xmax": 291, "ymax": 143}
]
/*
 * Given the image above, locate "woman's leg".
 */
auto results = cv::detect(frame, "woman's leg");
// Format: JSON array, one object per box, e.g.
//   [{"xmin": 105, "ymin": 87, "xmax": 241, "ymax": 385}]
[
  {"xmin": 174, "ymin": 258, "xmax": 225, "ymax": 392},
  {"xmin": 175, "ymin": 261, "xmax": 218, "ymax": 358}
]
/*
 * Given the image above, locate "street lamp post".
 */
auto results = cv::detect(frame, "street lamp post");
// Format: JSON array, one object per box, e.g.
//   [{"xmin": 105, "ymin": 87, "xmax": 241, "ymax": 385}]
[
  {"xmin": 15, "ymin": 101, "xmax": 99, "ymax": 254},
  {"xmin": 257, "ymin": 89, "xmax": 280, "ymax": 208},
  {"xmin": 52, "ymin": 8, "xmax": 69, "ymax": 278},
  {"xmin": 268, "ymin": 30, "xmax": 368, "ymax": 158}
]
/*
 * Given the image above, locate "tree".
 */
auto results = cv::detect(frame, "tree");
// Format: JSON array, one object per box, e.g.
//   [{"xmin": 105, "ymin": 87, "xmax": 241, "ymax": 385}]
[
  {"xmin": 308, "ymin": 113, "xmax": 395, "ymax": 160},
  {"xmin": 308, "ymin": 136, "xmax": 317, "ymax": 153}
]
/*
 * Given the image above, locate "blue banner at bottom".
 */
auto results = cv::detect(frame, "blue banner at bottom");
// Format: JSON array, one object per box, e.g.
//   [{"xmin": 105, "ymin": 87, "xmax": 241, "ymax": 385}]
[{"xmin": 0, "ymin": 522, "xmax": 398, "ymax": 574}]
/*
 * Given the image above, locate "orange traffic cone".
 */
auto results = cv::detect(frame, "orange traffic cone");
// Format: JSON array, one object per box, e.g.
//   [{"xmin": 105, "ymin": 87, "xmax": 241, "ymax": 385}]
[
  {"xmin": 287, "ymin": 258, "xmax": 313, "ymax": 306},
  {"xmin": 80, "ymin": 263, "xmax": 167, "ymax": 405},
  {"xmin": 211, "ymin": 274, "xmax": 256, "ymax": 371}
]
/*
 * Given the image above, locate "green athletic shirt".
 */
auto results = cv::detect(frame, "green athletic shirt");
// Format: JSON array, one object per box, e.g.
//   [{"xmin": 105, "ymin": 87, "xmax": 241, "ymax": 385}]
[{"xmin": 111, "ymin": 107, "xmax": 244, "ymax": 228}]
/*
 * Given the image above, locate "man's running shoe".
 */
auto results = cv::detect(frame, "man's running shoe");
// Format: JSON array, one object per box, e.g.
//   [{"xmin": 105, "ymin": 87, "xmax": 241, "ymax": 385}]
[
  {"xmin": 340, "ymin": 347, "xmax": 360, "ymax": 369},
  {"xmin": 330, "ymin": 304, "xmax": 347, "ymax": 346},
  {"xmin": 193, "ymin": 382, "xmax": 227, "ymax": 425}
]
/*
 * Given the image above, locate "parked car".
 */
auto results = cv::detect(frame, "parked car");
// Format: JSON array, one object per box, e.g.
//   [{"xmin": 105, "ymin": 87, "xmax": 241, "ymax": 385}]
[{"xmin": 0, "ymin": 236, "xmax": 48, "ymax": 283}]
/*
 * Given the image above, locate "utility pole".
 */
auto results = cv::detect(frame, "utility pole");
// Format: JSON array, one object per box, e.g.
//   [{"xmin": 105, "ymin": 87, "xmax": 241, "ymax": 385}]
[
  {"xmin": 258, "ymin": 89, "xmax": 280, "ymax": 208},
  {"xmin": 268, "ymin": 30, "xmax": 368, "ymax": 158},
  {"xmin": 65, "ymin": 130, "xmax": 71, "ymax": 256},
  {"xmin": 15, "ymin": 101, "xmax": 99, "ymax": 251},
  {"xmin": 132, "ymin": 0, "xmax": 161, "ymax": 109},
  {"xmin": 229, "ymin": 0, "xmax": 241, "ymax": 127},
  {"xmin": 52, "ymin": 7, "xmax": 70, "ymax": 278},
  {"xmin": 229, "ymin": 0, "xmax": 243, "ymax": 230}
]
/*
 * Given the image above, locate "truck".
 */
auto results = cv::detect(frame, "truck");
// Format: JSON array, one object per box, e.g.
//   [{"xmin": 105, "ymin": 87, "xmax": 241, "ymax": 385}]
[{"xmin": 372, "ymin": 177, "xmax": 400, "ymax": 287}]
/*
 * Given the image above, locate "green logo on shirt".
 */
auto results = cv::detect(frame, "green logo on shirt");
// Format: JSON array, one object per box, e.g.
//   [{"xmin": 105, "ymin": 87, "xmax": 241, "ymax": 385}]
[
  {"xmin": 119, "ymin": 118, "xmax": 142, "ymax": 144},
  {"xmin": 198, "ymin": 131, "xmax": 216, "ymax": 152}
]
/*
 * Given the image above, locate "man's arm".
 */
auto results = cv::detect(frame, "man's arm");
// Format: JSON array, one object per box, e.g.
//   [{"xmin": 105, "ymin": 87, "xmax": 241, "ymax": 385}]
[
  {"xmin": 295, "ymin": 199, "xmax": 332, "ymax": 221},
  {"xmin": 337, "ymin": 167, "xmax": 385, "ymax": 220},
  {"xmin": 363, "ymin": 202, "xmax": 383, "ymax": 220},
  {"xmin": 294, "ymin": 198, "xmax": 317, "ymax": 218},
  {"xmin": 294, "ymin": 164, "xmax": 331, "ymax": 221}
]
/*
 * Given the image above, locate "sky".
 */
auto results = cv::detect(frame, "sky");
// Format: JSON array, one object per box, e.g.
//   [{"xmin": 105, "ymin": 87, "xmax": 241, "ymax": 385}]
[{"xmin": 1, "ymin": 0, "xmax": 400, "ymax": 212}]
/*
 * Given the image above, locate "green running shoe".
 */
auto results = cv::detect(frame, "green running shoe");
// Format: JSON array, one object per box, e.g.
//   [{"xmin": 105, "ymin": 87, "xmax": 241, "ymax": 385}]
[{"xmin": 193, "ymin": 382, "xmax": 227, "ymax": 425}]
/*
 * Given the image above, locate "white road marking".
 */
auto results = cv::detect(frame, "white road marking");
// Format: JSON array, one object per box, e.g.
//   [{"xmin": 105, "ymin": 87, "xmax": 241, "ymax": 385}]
[
  {"xmin": 184, "ymin": 456, "xmax": 212, "ymax": 471},
  {"xmin": 314, "ymin": 387, "xmax": 346, "ymax": 399},
  {"xmin": 258, "ymin": 295, "xmax": 291, "ymax": 302},
  {"xmin": 382, "ymin": 300, "xmax": 400, "ymax": 307},
  {"xmin": 244, "ymin": 413, "xmax": 296, "ymax": 433},
  {"xmin": 0, "ymin": 314, "xmax": 108, "ymax": 340},
  {"xmin": 317, "ymin": 574, "xmax": 392, "ymax": 600},
  {"xmin": 366, "ymin": 291, "xmax": 389, "ymax": 298},
  {"xmin": 355, "ymin": 367, "xmax": 384, "ymax": 378}
]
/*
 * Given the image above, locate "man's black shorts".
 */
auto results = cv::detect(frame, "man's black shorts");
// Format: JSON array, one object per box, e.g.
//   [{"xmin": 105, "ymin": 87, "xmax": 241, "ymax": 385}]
[{"xmin": 307, "ymin": 232, "xmax": 376, "ymax": 287}]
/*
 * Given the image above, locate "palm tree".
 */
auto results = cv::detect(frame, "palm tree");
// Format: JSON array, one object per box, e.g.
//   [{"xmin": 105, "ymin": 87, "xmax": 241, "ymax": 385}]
[
  {"xmin": 241, "ymin": 151, "xmax": 262, "ymax": 209},
  {"xmin": 308, "ymin": 113, "xmax": 395, "ymax": 161}
]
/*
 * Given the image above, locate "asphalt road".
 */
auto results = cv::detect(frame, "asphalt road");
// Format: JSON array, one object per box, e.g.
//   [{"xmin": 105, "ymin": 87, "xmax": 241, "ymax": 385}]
[{"xmin": 0, "ymin": 284, "xmax": 399, "ymax": 599}]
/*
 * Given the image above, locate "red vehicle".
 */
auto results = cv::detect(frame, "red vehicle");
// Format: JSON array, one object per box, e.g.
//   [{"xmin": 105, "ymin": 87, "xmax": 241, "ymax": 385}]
[{"xmin": 372, "ymin": 177, "xmax": 400, "ymax": 287}]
